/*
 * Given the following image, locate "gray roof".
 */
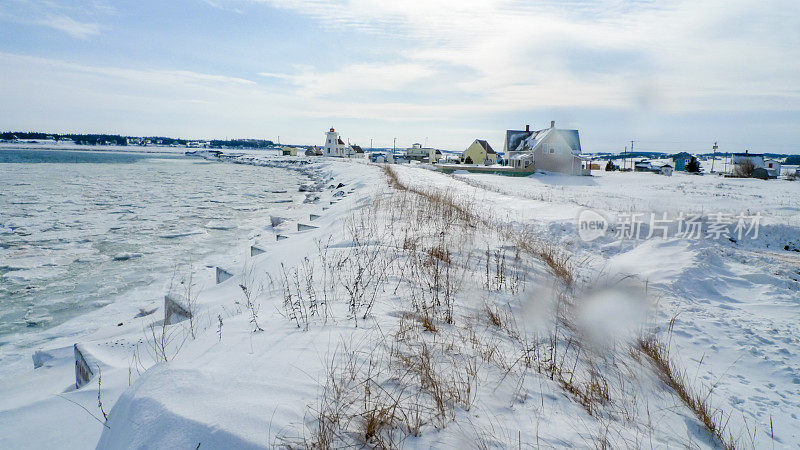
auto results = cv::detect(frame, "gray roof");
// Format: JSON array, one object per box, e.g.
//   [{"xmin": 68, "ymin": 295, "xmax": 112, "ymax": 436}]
[
  {"xmin": 504, "ymin": 130, "xmax": 538, "ymax": 153},
  {"xmin": 475, "ymin": 139, "xmax": 496, "ymax": 154}
]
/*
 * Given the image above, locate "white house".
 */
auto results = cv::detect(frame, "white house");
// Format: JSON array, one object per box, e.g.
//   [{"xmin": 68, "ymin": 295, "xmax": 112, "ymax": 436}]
[
  {"xmin": 634, "ymin": 160, "xmax": 653, "ymax": 172},
  {"xmin": 324, "ymin": 128, "xmax": 348, "ymax": 157},
  {"xmin": 305, "ymin": 146, "xmax": 323, "ymax": 156},
  {"xmin": 764, "ymin": 159, "xmax": 782, "ymax": 177},
  {"xmin": 657, "ymin": 164, "xmax": 674, "ymax": 176},
  {"xmin": 503, "ymin": 121, "xmax": 589, "ymax": 175},
  {"xmin": 731, "ymin": 151, "xmax": 765, "ymax": 169},
  {"xmin": 345, "ymin": 144, "xmax": 365, "ymax": 158},
  {"xmin": 405, "ymin": 143, "xmax": 442, "ymax": 162}
]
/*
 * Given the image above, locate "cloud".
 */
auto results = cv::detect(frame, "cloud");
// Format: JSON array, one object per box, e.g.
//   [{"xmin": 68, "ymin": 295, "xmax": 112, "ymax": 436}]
[
  {"xmin": 241, "ymin": 0, "xmax": 800, "ymax": 113},
  {"xmin": 260, "ymin": 63, "xmax": 435, "ymax": 97},
  {"xmin": 2, "ymin": 0, "xmax": 798, "ymax": 149},
  {"xmin": 36, "ymin": 15, "xmax": 104, "ymax": 39}
]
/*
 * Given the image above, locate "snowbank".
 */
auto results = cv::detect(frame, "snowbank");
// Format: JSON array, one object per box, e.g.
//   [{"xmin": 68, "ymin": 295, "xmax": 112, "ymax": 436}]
[{"xmin": 3, "ymin": 155, "xmax": 799, "ymax": 448}]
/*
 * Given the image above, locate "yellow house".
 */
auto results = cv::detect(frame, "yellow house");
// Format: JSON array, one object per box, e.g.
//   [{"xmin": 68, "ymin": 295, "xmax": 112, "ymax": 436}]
[
  {"xmin": 461, "ymin": 139, "xmax": 497, "ymax": 165},
  {"xmin": 281, "ymin": 146, "xmax": 298, "ymax": 156}
]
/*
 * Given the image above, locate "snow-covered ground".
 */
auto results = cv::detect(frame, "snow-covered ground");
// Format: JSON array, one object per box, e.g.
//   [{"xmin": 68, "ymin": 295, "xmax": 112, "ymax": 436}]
[{"xmin": 1, "ymin": 155, "xmax": 798, "ymax": 449}]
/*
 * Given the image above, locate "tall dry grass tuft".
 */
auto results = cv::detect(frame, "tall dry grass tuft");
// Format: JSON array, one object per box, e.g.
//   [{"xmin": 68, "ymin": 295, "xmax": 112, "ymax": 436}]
[{"xmin": 638, "ymin": 337, "xmax": 738, "ymax": 450}]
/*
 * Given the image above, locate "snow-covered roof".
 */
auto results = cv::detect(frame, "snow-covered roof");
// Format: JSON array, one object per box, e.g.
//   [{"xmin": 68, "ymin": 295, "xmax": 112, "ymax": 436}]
[
  {"xmin": 504, "ymin": 127, "xmax": 581, "ymax": 154},
  {"xmin": 510, "ymin": 153, "xmax": 534, "ymax": 160}
]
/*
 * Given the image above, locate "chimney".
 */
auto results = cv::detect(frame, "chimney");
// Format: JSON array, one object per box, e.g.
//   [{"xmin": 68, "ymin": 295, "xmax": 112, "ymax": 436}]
[
  {"xmin": 550, "ymin": 120, "xmax": 555, "ymax": 128},
  {"xmin": 525, "ymin": 124, "xmax": 530, "ymax": 132}
]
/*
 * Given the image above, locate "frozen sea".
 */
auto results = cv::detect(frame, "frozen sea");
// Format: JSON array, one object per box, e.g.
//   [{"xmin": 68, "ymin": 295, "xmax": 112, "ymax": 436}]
[{"xmin": 0, "ymin": 148, "xmax": 306, "ymax": 341}]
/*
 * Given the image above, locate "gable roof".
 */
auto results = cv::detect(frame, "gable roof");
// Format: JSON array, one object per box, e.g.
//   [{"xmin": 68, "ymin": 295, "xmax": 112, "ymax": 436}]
[
  {"xmin": 504, "ymin": 129, "xmax": 540, "ymax": 153},
  {"xmin": 671, "ymin": 152, "xmax": 693, "ymax": 160},
  {"xmin": 474, "ymin": 139, "xmax": 496, "ymax": 154},
  {"xmin": 337, "ymin": 138, "xmax": 345, "ymax": 145},
  {"xmin": 350, "ymin": 145, "xmax": 364, "ymax": 153},
  {"xmin": 504, "ymin": 128, "xmax": 581, "ymax": 154}
]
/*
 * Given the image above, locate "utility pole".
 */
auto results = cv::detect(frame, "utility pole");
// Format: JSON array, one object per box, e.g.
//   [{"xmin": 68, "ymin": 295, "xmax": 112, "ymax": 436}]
[
  {"xmin": 629, "ymin": 140, "xmax": 634, "ymax": 171},
  {"xmin": 623, "ymin": 146, "xmax": 628, "ymax": 170},
  {"xmin": 711, "ymin": 141, "xmax": 718, "ymax": 173},
  {"xmin": 393, "ymin": 138, "xmax": 396, "ymax": 154},
  {"xmin": 724, "ymin": 151, "xmax": 728, "ymax": 174},
  {"xmin": 370, "ymin": 138, "xmax": 373, "ymax": 150}
]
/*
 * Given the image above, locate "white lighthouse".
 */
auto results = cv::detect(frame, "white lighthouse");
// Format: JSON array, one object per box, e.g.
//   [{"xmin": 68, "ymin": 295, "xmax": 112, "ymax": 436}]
[{"xmin": 324, "ymin": 128, "xmax": 346, "ymax": 157}]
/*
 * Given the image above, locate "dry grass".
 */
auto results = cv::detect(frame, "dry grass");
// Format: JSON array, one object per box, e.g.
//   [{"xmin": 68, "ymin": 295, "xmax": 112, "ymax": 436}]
[
  {"xmin": 385, "ymin": 165, "xmax": 575, "ymax": 289},
  {"xmin": 287, "ymin": 164, "xmax": 748, "ymax": 448},
  {"xmin": 638, "ymin": 337, "xmax": 738, "ymax": 450}
]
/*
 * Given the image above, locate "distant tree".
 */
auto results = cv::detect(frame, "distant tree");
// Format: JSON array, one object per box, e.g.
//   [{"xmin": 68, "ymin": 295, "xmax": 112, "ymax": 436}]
[
  {"xmin": 605, "ymin": 160, "xmax": 617, "ymax": 171},
  {"xmin": 685, "ymin": 156, "xmax": 701, "ymax": 173},
  {"xmin": 734, "ymin": 160, "xmax": 755, "ymax": 177},
  {"xmin": 465, "ymin": 156, "xmax": 473, "ymax": 164}
]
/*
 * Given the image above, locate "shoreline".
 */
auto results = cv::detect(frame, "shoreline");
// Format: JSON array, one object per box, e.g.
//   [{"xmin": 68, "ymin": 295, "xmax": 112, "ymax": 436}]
[{"xmin": 0, "ymin": 153, "xmax": 323, "ymax": 345}]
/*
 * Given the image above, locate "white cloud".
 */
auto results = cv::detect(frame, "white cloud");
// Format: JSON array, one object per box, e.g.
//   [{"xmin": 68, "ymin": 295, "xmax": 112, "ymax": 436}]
[
  {"xmin": 37, "ymin": 15, "xmax": 104, "ymax": 39},
  {"xmin": 242, "ymin": 0, "xmax": 800, "ymax": 113},
  {"xmin": 260, "ymin": 63, "xmax": 434, "ymax": 97}
]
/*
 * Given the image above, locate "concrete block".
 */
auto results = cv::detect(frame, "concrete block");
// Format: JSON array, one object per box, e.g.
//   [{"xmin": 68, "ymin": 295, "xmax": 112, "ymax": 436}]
[
  {"xmin": 164, "ymin": 294, "xmax": 192, "ymax": 325},
  {"xmin": 216, "ymin": 267, "xmax": 233, "ymax": 284},
  {"xmin": 74, "ymin": 344, "xmax": 94, "ymax": 389}
]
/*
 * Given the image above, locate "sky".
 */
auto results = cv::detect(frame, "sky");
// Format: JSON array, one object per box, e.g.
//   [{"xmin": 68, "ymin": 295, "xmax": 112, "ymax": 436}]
[{"xmin": 0, "ymin": 0, "xmax": 799, "ymax": 153}]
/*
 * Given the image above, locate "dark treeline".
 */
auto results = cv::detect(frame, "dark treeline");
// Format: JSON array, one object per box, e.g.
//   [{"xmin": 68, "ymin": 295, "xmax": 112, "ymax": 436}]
[
  {"xmin": 1, "ymin": 132, "xmax": 274, "ymax": 148},
  {"xmin": 208, "ymin": 139, "xmax": 275, "ymax": 149}
]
